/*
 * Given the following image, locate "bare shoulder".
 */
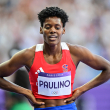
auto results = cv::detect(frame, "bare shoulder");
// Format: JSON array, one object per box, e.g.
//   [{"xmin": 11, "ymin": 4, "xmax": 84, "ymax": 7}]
[
  {"xmin": 0, "ymin": 45, "xmax": 36, "ymax": 76},
  {"xmin": 66, "ymin": 42, "xmax": 110, "ymax": 70},
  {"xmin": 66, "ymin": 43, "xmax": 94, "ymax": 61},
  {"xmin": 66, "ymin": 43, "xmax": 86, "ymax": 55},
  {"xmin": 22, "ymin": 45, "xmax": 36, "ymax": 60},
  {"xmin": 10, "ymin": 45, "xmax": 36, "ymax": 66}
]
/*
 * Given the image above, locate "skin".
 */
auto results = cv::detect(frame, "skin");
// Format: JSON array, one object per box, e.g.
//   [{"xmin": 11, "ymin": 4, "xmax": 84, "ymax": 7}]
[{"xmin": 0, "ymin": 16, "xmax": 110, "ymax": 108}]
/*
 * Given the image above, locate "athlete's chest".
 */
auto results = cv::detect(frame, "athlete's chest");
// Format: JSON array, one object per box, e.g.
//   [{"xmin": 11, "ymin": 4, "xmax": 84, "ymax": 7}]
[{"xmin": 43, "ymin": 53, "xmax": 62, "ymax": 65}]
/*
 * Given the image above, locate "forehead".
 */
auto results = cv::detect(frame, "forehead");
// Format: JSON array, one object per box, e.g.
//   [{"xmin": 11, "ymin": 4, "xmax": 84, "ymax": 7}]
[{"xmin": 43, "ymin": 17, "xmax": 62, "ymax": 26}]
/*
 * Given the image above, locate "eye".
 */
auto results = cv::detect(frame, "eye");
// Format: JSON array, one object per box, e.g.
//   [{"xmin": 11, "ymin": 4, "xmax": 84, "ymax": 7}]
[
  {"xmin": 56, "ymin": 27, "xmax": 60, "ymax": 30},
  {"xmin": 45, "ymin": 27, "xmax": 50, "ymax": 29}
]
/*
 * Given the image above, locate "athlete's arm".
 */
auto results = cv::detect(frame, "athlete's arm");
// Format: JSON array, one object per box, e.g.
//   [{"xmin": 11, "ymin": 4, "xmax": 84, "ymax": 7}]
[
  {"xmin": 65, "ymin": 44, "xmax": 110, "ymax": 102},
  {"xmin": 0, "ymin": 47, "xmax": 45, "ymax": 106}
]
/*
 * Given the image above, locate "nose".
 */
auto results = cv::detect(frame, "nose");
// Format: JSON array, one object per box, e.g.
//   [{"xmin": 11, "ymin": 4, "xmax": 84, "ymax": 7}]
[{"xmin": 50, "ymin": 27, "xmax": 56, "ymax": 34}]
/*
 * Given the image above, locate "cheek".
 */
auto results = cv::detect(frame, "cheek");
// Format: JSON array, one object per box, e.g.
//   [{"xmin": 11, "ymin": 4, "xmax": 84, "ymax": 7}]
[
  {"xmin": 43, "ymin": 30, "xmax": 49, "ymax": 35},
  {"xmin": 42, "ymin": 31, "xmax": 47, "ymax": 36},
  {"xmin": 58, "ymin": 31, "xmax": 64, "ymax": 36},
  {"xmin": 43, "ymin": 32, "xmax": 48, "ymax": 41}
]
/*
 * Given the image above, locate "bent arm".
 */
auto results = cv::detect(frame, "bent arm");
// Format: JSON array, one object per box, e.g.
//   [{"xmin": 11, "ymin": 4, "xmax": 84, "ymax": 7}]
[
  {"xmin": 0, "ymin": 47, "xmax": 44, "ymax": 106},
  {"xmin": 75, "ymin": 45, "xmax": 110, "ymax": 93},
  {"xmin": 78, "ymin": 54, "xmax": 110, "ymax": 93},
  {"xmin": 0, "ymin": 49, "xmax": 30, "ymax": 95},
  {"xmin": 66, "ymin": 44, "xmax": 110, "ymax": 102},
  {"xmin": 0, "ymin": 77, "xmax": 30, "ymax": 95}
]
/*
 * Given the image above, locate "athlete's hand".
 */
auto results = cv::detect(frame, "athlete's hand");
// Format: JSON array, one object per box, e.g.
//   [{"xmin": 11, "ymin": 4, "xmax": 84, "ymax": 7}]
[
  {"xmin": 64, "ymin": 88, "xmax": 82, "ymax": 103},
  {"xmin": 24, "ymin": 89, "xmax": 45, "ymax": 106}
]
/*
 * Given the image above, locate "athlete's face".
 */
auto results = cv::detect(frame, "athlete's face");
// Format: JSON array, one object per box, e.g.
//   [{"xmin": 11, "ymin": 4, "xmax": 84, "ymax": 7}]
[{"xmin": 40, "ymin": 17, "xmax": 65, "ymax": 46}]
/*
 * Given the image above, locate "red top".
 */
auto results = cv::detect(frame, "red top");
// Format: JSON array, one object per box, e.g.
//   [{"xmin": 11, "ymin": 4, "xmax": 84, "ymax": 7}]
[{"xmin": 29, "ymin": 42, "xmax": 76, "ymax": 99}]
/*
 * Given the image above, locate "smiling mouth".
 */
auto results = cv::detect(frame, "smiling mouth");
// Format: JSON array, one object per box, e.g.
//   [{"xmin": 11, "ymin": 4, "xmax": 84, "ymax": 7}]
[{"xmin": 49, "ymin": 36, "xmax": 57, "ymax": 41}]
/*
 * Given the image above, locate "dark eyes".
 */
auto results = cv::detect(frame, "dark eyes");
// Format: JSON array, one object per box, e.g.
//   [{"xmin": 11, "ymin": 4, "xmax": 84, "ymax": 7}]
[
  {"xmin": 45, "ymin": 27, "xmax": 50, "ymax": 29},
  {"xmin": 56, "ymin": 27, "xmax": 60, "ymax": 30},
  {"xmin": 45, "ymin": 26, "xmax": 60, "ymax": 30}
]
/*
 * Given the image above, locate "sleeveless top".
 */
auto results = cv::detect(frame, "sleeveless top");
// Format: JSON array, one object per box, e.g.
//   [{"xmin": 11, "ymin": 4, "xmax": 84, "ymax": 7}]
[{"xmin": 29, "ymin": 42, "xmax": 76, "ymax": 99}]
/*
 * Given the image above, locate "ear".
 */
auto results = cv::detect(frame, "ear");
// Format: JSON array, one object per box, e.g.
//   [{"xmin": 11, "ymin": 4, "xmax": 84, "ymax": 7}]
[
  {"xmin": 40, "ymin": 27, "xmax": 43, "ymax": 34},
  {"xmin": 62, "ymin": 27, "xmax": 65, "ymax": 34}
]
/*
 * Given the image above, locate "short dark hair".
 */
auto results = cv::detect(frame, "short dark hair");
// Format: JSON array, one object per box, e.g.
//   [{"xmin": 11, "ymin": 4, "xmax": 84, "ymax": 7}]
[{"xmin": 38, "ymin": 7, "xmax": 69, "ymax": 27}]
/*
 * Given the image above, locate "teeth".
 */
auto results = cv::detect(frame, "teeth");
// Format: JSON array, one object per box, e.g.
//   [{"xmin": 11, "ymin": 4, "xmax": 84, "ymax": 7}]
[{"xmin": 49, "ymin": 36, "xmax": 56, "ymax": 38}]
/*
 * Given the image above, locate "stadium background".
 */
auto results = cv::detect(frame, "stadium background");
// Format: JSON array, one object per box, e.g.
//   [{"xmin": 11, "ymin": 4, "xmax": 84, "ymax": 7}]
[{"xmin": 0, "ymin": 0, "xmax": 110, "ymax": 110}]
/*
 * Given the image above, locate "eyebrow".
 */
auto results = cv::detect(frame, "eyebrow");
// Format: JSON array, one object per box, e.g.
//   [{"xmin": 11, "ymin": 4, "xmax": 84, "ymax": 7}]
[{"xmin": 44, "ymin": 23, "xmax": 61, "ymax": 26}]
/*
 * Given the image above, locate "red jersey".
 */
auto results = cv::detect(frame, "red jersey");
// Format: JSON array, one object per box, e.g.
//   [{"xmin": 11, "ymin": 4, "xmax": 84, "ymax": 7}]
[{"xmin": 29, "ymin": 42, "xmax": 76, "ymax": 99}]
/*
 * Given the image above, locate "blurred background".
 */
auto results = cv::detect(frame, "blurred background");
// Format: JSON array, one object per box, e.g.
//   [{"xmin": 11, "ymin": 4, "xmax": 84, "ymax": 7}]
[{"xmin": 0, "ymin": 0, "xmax": 110, "ymax": 110}]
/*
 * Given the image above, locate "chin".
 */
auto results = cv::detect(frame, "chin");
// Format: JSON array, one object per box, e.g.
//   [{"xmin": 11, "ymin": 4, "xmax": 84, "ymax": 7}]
[
  {"xmin": 48, "ymin": 41, "xmax": 60, "ymax": 46},
  {"xmin": 44, "ymin": 39, "xmax": 61, "ymax": 46}
]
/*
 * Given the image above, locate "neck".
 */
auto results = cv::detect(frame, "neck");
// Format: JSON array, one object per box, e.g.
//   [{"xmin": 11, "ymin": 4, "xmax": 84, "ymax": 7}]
[{"xmin": 43, "ymin": 42, "xmax": 62, "ymax": 55}]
